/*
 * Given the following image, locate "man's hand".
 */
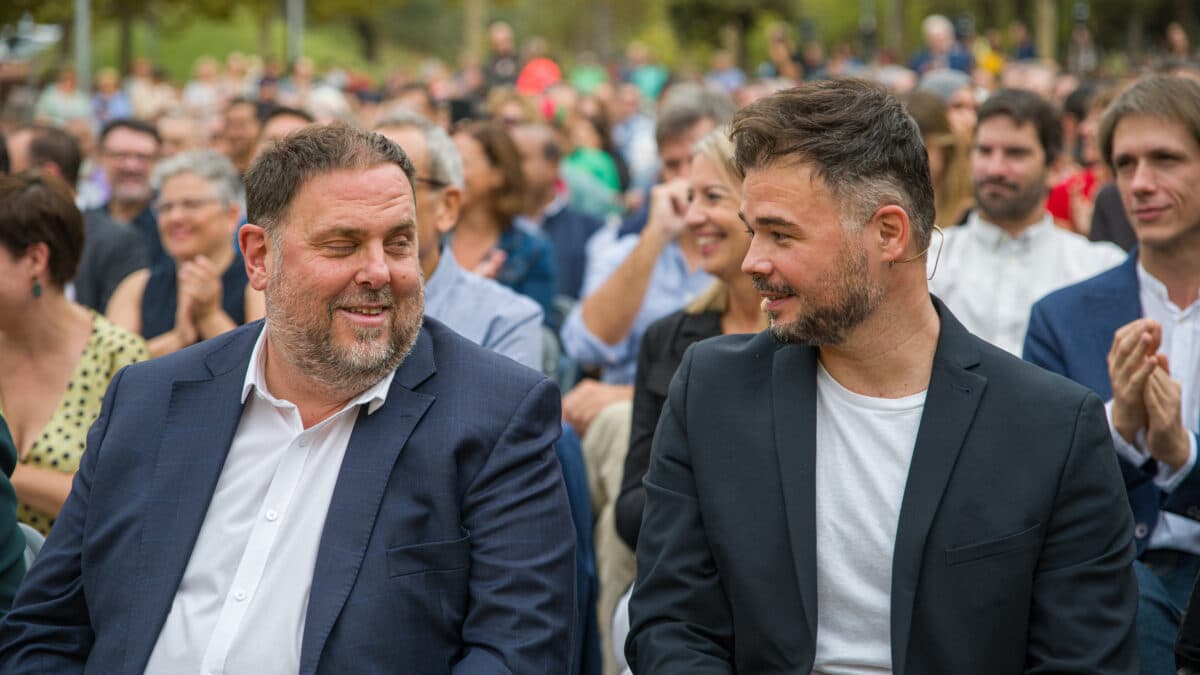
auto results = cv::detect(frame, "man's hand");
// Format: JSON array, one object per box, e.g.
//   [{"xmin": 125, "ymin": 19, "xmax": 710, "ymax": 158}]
[
  {"xmin": 644, "ymin": 179, "xmax": 689, "ymax": 244},
  {"xmin": 562, "ymin": 380, "xmax": 633, "ymax": 436},
  {"xmin": 1107, "ymin": 318, "xmax": 1161, "ymax": 442},
  {"xmin": 1144, "ymin": 367, "xmax": 1192, "ymax": 471}
]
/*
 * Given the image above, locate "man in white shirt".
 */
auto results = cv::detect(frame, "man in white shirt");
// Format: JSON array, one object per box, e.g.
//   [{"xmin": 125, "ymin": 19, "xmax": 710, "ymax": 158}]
[
  {"xmin": 1025, "ymin": 74, "xmax": 1200, "ymax": 675},
  {"xmin": 628, "ymin": 78, "xmax": 1137, "ymax": 674},
  {"xmin": 0, "ymin": 123, "xmax": 576, "ymax": 674},
  {"xmin": 929, "ymin": 87, "xmax": 1124, "ymax": 354}
]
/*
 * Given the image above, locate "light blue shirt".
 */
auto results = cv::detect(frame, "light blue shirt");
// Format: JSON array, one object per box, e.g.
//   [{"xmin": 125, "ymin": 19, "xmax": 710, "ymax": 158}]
[
  {"xmin": 560, "ymin": 234, "xmax": 712, "ymax": 385},
  {"xmin": 424, "ymin": 248, "xmax": 544, "ymax": 371}
]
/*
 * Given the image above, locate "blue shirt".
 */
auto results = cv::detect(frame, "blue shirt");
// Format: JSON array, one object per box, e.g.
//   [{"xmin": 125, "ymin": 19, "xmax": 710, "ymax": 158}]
[
  {"xmin": 560, "ymin": 234, "xmax": 712, "ymax": 385},
  {"xmin": 424, "ymin": 248, "xmax": 544, "ymax": 372},
  {"xmin": 492, "ymin": 224, "xmax": 558, "ymax": 327}
]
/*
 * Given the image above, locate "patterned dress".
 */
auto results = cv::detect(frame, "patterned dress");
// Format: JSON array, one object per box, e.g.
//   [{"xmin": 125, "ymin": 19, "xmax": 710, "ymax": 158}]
[{"xmin": 11, "ymin": 313, "xmax": 147, "ymax": 535}]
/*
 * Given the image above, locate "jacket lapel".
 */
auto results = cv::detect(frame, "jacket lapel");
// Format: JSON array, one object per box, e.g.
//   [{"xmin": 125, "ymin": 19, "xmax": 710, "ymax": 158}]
[
  {"xmin": 126, "ymin": 327, "xmax": 259, "ymax": 671},
  {"xmin": 298, "ymin": 326, "xmax": 437, "ymax": 674},
  {"xmin": 771, "ymin": 342, "xmax": 820, "ymax": 652},
  {"xmin": 890, "ymin": 302, "xmax": 986, "ymax": 675}
]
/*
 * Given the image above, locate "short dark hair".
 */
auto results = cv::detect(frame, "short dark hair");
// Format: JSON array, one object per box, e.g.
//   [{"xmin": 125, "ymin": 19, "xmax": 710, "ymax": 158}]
[
  {"xmin": 453, "ymin": 120, "xmax": 529, "ymax": 224},
  {"xmin": 245, "ymin": 123, "xmax": 415, "ymax": 240},
  {"xmin": 23, "ymin": 124, "xmax": 83, "ymax": 185},
  {"xmin": 262, "ymin": 104, "xmax": 315, "ymax": 127},
  {"xmin": 1099, "ymin": 74, "xmax": 1200, "ymax": 170},
  {"xmin": 98, "ymin": 117, "xmax": 161, "ymax": 148},
  {"xmin": 0, "ymin": 171, "xmax": 85, "ymax": 287},
  {"xmin": 731, "ymin": 79, "xmax": 936, "ymax": 248},
  {"xmin": 975, "ymin": 88, "xmax": 1062, "ymax": 165}
]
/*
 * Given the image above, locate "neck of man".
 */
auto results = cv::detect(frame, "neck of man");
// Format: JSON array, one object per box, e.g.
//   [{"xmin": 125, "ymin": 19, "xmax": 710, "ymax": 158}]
[
  {"xmin": 1140, "ymin": 231, "xmax": 1200, "ymax": 309},
  {"xmin": 818, "ymin": 274, "xmax": 941, "ymax": 399},
  {"xmin": 525, "ymin": 185, "xmax": 556, "ymax": 219},
  {"xmin": 261, "ymin": 335, "xmax": 363, "ymax": 429},
  {"xmin": 981, "ymin": 204, "xmax": 1045, "ymax": 238},
  {"xmin": 109, "ymin": 197, "xmax": 148, "ymax": 224},
  {"xmin": 421, "ymin": 242, "xmax": 441, "ymax": 281}
]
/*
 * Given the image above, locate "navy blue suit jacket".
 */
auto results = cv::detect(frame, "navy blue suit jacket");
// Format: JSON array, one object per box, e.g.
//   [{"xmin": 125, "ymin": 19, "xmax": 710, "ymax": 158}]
[
  {"xmin": 0, "ymin": 318, "xmax": 577, "ymax": 674},
  {"xmin": 1024, "ymin": 252, "xmax": 1200, "ymax": 555}
]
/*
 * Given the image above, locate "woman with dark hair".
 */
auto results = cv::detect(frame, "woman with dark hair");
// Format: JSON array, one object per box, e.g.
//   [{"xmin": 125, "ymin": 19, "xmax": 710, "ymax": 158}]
[
  {"xmin": 0, "ymin": 172, "xmax": 147, "ymax": 535},
  {"xmin": 452, "ymin": 120, "xmax": 557, "ymax": 322}
]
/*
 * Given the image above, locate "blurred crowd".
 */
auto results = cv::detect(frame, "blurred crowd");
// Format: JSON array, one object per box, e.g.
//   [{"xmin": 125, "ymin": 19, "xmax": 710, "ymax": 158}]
[{"xmin": 0, "ymin": 12, "xmax": 1198, "ymax": 675}]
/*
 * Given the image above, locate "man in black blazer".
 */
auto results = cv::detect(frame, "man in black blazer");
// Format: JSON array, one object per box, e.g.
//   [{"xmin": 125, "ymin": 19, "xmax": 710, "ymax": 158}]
[{"xmin": 626, "ymin": 79, "xmax": 1138, "ymax": 674}]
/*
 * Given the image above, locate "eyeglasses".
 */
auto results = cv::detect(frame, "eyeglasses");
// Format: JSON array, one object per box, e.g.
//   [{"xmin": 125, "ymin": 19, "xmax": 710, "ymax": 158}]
[
  {"xmin": 103, "ymin": 150, "xmax": 158, "ymax": 164},
  {"xmin": 414, "ymin": 176, "xmax": 450, "ymax": 191},
  {"xmin": 154, "ymin": 197, "xmax": 220, "ymax": 215}
]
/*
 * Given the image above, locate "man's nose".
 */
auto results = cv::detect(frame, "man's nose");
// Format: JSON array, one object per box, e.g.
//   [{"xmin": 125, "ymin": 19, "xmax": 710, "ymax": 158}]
[{"xmin": 355, "ymin": 244, "xmax": 391, "ymax": 289}]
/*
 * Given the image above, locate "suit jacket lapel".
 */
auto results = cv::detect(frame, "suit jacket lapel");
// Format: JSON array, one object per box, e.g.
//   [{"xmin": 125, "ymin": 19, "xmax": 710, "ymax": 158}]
[
  {"xmin": 127, "ymin": 328, "xmax": 259, "ymax": 670},
  {"xmin": 890, "ymin": 302, "xmax": 986, "ymax": 675},
  {"xmin": 299, "ymin": 326, "xmax": 437, "ymax": 675},
  {"xmin": 771, "ymin": 343, "xmax": 819, "ymax": 652}
]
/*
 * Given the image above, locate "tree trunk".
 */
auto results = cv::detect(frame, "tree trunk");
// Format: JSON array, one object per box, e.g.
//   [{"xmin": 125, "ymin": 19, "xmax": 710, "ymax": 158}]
[
  {"xmin": 1034, "ymin": 0, "xmax": 1055, "ymax": 62},
  {"xmin": 350, "ymin": 17, "xmax": 378, "ymax": 62},
  {"xmin": 463, "ymin": 0, "xmax": 486, "ymax": 65},
  {"xmin": 888, "ymin": 0, "xmax": 905, "ymax": 62},
  {"xmin": 257, "ymin": 8, "xmax": 273, "ymax": 61},
  {"xmin": 118, "ymin": 10, "xmax": 135, "ymax": 75}
]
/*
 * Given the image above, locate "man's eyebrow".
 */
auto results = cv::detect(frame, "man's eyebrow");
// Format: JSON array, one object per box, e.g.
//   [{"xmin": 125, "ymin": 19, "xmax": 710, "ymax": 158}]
[{"xmin": 743, "ymin": 214, "xmax": 800, "ymax": 230}]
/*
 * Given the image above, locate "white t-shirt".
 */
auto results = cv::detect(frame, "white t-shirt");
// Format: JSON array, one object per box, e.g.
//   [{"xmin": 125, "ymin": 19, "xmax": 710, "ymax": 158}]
[{"xmin": 812, "ymin": 363, "xmax": 926, "ymax": 675}]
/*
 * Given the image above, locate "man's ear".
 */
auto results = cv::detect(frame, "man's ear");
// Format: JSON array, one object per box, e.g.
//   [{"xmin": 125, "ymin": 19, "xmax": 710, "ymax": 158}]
[
  {"xmin": 872, "ymin": 204, "xmax": 913, "ymax": 266},
  {"xmin": 239, "ymin": 223, "xmax": 271, "ymax": 292},
  {"xmin": 435, "ymin": 186, "xmax": 463, "ymax": 235}
]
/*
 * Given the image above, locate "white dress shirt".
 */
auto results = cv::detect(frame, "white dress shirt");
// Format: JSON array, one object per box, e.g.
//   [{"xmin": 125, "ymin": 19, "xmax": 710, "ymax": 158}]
[
  {"xmin": 928, "ymin": 212, "xmax": 1126, "ymax": 355},
  {"xmin": 1104, "ymin": 262, "xmax": 1200, "ymax": 554},
  {"xmin": 145, "ymin": 329, "xmax": 395, "ymax": 675}
]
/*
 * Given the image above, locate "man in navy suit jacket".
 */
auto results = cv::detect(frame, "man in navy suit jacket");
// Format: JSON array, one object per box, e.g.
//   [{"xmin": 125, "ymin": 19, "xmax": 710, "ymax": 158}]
[
  {"xmin": 1024, "ymin": 74, "xmax": 1200, "ymax": 675},
  {"xmin": 0, "ymin": 124, "xmax": 576, "ymax": 674}
]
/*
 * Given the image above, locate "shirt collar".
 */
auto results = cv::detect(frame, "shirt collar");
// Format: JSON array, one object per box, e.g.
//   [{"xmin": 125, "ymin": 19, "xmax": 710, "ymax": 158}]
[
  {"xmin": 1137, "ymin": 260, "xmax": 1200, "ymax": 316},
  {"xmin": 967, "ymin": 210, "xmax": 1054, "ymax": 248},
  {"xmin": 424, "ymin": 245, "xmax": 463, "ymax": 308},
  {"xmin": 241, "ymin": 325, "xmax": 395, "ymax": 415},
  {"xmin": 516, "ymin": 189, "xmax": 569, "ymax": 230}
]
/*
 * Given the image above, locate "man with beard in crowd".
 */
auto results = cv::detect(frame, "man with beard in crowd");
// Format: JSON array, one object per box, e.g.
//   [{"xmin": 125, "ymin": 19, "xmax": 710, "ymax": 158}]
[
  {"xmin": 76, "ymin": 119, "xmax": 164, "ymax": 313},
  {"xmin": 627, "ymin": 78, "xmax": 1137, "ymax": 674},
  {"xmin": 0, "ymin": 124, "xmax": 576, "ymax": 674},
  {"xmin": 927, "ymin": 88, "xmax": 1125, "ymax": 355}
]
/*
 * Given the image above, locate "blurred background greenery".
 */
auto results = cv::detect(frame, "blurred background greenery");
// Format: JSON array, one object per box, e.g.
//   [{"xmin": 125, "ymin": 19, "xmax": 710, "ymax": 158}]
[{"xmin": 1, "ymin": 0, "xmax": 1195, "ymax": 82}]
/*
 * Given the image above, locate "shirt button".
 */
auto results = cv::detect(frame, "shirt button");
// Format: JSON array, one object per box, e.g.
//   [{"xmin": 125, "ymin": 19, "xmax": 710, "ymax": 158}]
[
  {"xmin": 233, "ymin": 588, "xmax": 247, "ymax": 601},
  {"xmin": 298, "ymin": 437, "xmax": 310, "ymax": 447},
  {"xmin": 265, "ymin": 509, "xmax": 279, "ymax": 522}
]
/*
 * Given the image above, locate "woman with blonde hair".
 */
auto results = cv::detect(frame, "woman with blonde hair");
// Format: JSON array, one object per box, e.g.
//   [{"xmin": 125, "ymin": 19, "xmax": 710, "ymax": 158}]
[
  {"xmin": 614, "ymin": 126, "xmax": 766, "ymax": 552},
  {"xmin": 906, "ymin": 90, "xmax": 974, "ymax": 227}
]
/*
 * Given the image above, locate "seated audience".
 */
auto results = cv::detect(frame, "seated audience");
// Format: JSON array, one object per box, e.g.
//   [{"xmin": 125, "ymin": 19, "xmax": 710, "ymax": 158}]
[
  {"xmin": 0, "ymin": 171, "xmax": 147, "ymax": 536},
  {"xmin": 107, "ymin": 150, "xmax": 264, "ymax": 356},
  {"xmin": 451, "ymin": 120, "xmax": 557, "ymax": 322}
]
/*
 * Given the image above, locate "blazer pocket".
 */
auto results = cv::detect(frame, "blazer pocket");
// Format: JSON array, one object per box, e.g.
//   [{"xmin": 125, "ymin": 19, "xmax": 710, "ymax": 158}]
[
  {"xmin": 387, "ymin": 533, "xmax": 472, "ymax": 578},
  {"xmin": 945, "ymin": 523, "xmax": 1042, "ymax": 566}
]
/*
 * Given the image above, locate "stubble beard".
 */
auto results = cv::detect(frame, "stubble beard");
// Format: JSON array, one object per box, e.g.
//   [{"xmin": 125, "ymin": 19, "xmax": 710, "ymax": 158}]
[
  {"xmin": 759, "ymin": 236, "xmax": 885, "ymax": 346},
  {"xmin": 265, "ymin": 263, "xmax": 424, "ymax": 397}
]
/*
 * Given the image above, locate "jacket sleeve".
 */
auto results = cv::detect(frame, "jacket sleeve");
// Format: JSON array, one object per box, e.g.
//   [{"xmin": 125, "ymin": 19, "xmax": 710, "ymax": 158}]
[
  {"xmin": 0, "ymin": 367, "xmax": 129, "ymax": 672},
  {"xmin": 626, "ymin": 346, "xmax": 735, "ymax": 674},
  {"xmin": 614, "ymin": 319, "xmax": 669, "ymax": 550},
  {"xmin": 1024, "ymin": 392, "xmax": 1138, "ymax": 674},
  {"xmin": 1023, "ymin": 298, "xmax": 1067, "ymax": 376},
  {"xmin": 0, "ymin": 418, "xmax": 26, "ymax": 620},
  {"xmin": 453, "ymin": 377, "xmax": 576, "ymax": 674}
]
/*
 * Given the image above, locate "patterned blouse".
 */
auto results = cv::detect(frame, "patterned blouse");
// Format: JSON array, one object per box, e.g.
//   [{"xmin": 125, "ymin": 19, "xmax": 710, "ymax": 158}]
[{"xmin": 13, "ymin": 313, "xmax": 147, "ymax": 535}]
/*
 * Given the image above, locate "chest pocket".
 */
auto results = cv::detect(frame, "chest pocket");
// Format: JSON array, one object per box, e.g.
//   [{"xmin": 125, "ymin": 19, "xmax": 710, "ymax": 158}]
[{"xmin": 944, "ymin": 522, "xmax": 1042, "ymax": 566}]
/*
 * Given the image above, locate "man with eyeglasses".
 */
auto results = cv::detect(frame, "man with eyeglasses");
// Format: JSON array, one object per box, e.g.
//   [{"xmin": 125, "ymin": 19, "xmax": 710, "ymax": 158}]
[
  {"xmin": 76, "ymin": 119, "xmax": 165, "ymax": 313},
  {"xmin": 374, "ymin": 110, "xmax": 543, "ymax": 371}
]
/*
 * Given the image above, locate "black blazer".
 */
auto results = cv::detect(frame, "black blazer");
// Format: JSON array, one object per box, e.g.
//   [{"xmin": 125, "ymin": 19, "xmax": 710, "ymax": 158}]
[
  {"xmin": 627, "ymin": 299, "xmax": 1138, "ymax": 674},
  {"xmin": 615, "ymin": 309, "xmax": 722, "ymax": 550}
]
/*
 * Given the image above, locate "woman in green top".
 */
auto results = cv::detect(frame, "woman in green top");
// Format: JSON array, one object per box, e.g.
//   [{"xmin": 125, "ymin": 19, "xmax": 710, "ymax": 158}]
[{"xmin": 0, "ymin": 172, "xmax": 148, "ymax": 536}]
